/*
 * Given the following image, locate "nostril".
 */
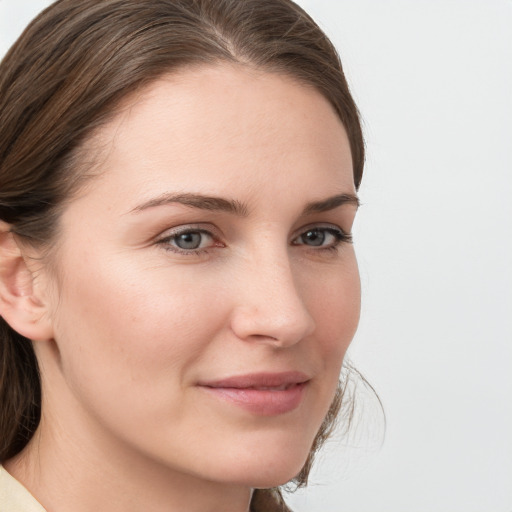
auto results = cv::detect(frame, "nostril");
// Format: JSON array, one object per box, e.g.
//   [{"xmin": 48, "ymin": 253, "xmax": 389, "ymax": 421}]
[{"xmin": 249, "ymin": 333, "xmax": 278, "ymax": 341}]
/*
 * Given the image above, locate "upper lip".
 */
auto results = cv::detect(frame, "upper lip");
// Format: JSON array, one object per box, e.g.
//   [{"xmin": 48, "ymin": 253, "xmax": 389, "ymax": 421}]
[{"xmin": 198, "ymin": 371, "xmax": 310, "ymax": 390}]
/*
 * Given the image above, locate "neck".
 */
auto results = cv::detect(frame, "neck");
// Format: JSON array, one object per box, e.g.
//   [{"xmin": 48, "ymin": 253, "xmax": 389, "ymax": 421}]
[{"xmin": 5, "ymin": 411, "xmax": 252, "ymax": 512}]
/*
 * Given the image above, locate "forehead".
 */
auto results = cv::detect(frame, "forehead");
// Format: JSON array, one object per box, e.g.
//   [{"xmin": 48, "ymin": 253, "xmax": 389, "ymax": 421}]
[{"xmin": 77, "ymin": 64, "xmax": 354, "ymax": 210}]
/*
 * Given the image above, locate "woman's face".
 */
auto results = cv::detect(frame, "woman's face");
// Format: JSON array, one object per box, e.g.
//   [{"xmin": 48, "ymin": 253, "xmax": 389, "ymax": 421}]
[{"xmin": 38, "ymin": 64, "xmax": 360, "ymax": 487}]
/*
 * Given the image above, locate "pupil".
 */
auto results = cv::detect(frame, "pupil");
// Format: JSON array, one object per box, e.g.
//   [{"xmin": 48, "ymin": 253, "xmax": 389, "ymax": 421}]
[
  {"xmin": 304, "ymin": 229, "xmax": 324, "ymax": 246},
  {"xmin": 176, "ymin": 232, "xmax": 201, "ymax": 249}
]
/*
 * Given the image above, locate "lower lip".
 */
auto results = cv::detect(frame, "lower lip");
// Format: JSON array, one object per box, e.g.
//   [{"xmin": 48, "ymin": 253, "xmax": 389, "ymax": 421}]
[{"xmin": 200, "ymin": 383, "xmax": 307, "ymax": 416}]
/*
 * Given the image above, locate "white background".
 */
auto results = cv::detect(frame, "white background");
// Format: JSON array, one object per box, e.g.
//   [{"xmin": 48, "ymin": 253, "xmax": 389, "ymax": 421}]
[{"xmin": 1, "ymin": 1, "xmax": 511, "ymax": 511}]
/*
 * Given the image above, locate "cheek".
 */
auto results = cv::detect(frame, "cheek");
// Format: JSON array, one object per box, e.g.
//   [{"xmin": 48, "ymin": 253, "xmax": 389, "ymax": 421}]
[
  {"xmin": 297, "ymin": 253, "xmax": 360, "ymax": 416},
  {"xmin": 302, "ymin": 253, "xmax": 361, "ymax": 359},
  {"xmin": 50, "ymin": 255, "xmax": 227, "ymax": 416}
]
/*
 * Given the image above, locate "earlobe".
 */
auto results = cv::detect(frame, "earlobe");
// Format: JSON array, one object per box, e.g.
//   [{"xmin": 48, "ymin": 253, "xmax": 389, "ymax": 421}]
[{"xmin": 0, "ymin": 221, "xmax": 54, "ymax": 341}]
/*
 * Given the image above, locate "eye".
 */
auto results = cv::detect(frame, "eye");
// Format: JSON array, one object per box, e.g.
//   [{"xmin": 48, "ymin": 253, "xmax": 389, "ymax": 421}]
[
  {"xmin": 297, "ymin": 228, "xmax": 328, "ymax": 247},
  {"xmin": 292, "ymin": 226, "xmax": 352, "ymax": 249},
  {"xmin": 157, "ymin": 227, "xmax": 220, "ymax": 254},
  {"xmin": 173, "ymin": 231, "xmax": 207, "ymax": 250}
]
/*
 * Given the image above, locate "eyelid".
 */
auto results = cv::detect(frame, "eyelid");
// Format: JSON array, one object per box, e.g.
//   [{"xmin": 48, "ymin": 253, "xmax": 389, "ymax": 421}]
[
  {"xmin": 157, "ymin": 223, "xmax": 221, "ymax": 239},
  {"xmin": 292, "ymin": 223, "xmax": 352, "ymax": 240}
]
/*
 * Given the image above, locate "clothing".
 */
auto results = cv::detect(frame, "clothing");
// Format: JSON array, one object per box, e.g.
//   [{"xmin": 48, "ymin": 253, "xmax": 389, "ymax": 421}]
[{"xmin": 0, "ymin": 466, "xmax": 46, "ymax": 512}]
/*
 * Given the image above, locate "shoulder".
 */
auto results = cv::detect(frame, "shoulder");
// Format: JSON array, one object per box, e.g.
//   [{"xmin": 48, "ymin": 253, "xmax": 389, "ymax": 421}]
[{"xmin": 0, "ymin": 466, "xmax": 46, "ymax": 512}]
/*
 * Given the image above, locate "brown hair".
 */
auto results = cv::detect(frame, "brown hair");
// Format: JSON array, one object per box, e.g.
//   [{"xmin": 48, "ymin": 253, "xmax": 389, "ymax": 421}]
[{"xmin": 0, "ymin": 0, "xmax": 365, "ymax": 508}]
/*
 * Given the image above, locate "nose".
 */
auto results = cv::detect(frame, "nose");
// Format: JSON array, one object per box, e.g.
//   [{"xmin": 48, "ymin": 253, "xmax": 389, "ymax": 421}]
[{"xmin": 229, "ymin": 250, "xmax": 315, "ymax": 348}]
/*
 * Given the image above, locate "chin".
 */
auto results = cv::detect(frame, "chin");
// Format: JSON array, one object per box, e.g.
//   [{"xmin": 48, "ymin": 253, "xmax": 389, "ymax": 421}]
[{"xmin": 212, "ymin": 439, "xmax": 312, "ymax": 489}]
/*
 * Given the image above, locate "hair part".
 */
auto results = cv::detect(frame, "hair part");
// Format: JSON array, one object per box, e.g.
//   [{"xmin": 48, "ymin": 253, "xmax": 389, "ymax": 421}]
[{"xmin": 0, "ymin": 0, "xmax": 365, "ymax": 506}]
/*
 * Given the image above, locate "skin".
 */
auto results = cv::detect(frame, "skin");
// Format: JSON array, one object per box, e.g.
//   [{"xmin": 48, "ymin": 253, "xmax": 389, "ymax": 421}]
[{"xmin": 4, "ymin": 64, "xmax": 360, "ymax": 512}]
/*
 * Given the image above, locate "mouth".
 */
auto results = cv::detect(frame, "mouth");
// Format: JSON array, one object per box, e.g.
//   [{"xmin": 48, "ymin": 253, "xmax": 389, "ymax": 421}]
[{"xmin": 197, "ymin": 372, "xmax": 310, "ymax": 416}]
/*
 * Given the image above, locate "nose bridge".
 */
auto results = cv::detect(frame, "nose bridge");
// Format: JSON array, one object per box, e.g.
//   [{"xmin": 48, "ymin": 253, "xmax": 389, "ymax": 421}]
[{"xmin": 230, "ymin": 242, "xmax": 315, "ymax": 346}]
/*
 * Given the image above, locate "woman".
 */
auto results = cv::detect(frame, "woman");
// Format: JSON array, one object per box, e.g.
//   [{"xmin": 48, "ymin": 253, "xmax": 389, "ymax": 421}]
[{"xmin": 0, "ymin": 1, "xmax": 365, "ymax": 510}]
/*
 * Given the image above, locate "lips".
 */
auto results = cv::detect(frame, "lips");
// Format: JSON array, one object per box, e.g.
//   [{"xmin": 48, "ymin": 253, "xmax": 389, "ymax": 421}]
[{"xmin": 198, "ymin": 372, "xmax": 310, "ymax": 416}]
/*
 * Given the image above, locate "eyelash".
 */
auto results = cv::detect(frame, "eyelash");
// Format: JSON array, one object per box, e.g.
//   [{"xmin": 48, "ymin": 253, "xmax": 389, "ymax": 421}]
[
  {"xmin": 291, "ymin": 226, "xmax": 352, "ymax": 252},
  {"xmin": 156, "ymin": 225, "xmax": 352, "ymax": 256}
]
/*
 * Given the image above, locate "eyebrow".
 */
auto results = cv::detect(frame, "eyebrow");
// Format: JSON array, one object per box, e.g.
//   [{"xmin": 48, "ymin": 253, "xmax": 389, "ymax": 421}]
[
  {"xmin": 302, "ymin": 193, "xmax": 360, "ymax": 214},
  {"xmin": 130, "ymin": 193, "xmax": 249, "ymax": 216},
  {"xmin": 130, "ymin": 192, "xmax": 359, "ymax": 216}
]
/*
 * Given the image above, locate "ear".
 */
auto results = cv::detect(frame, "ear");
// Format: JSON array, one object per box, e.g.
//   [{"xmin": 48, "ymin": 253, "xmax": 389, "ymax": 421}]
[{"xmin": 0, "ymin": 221, "xmax": 54, "ymax": 341}]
